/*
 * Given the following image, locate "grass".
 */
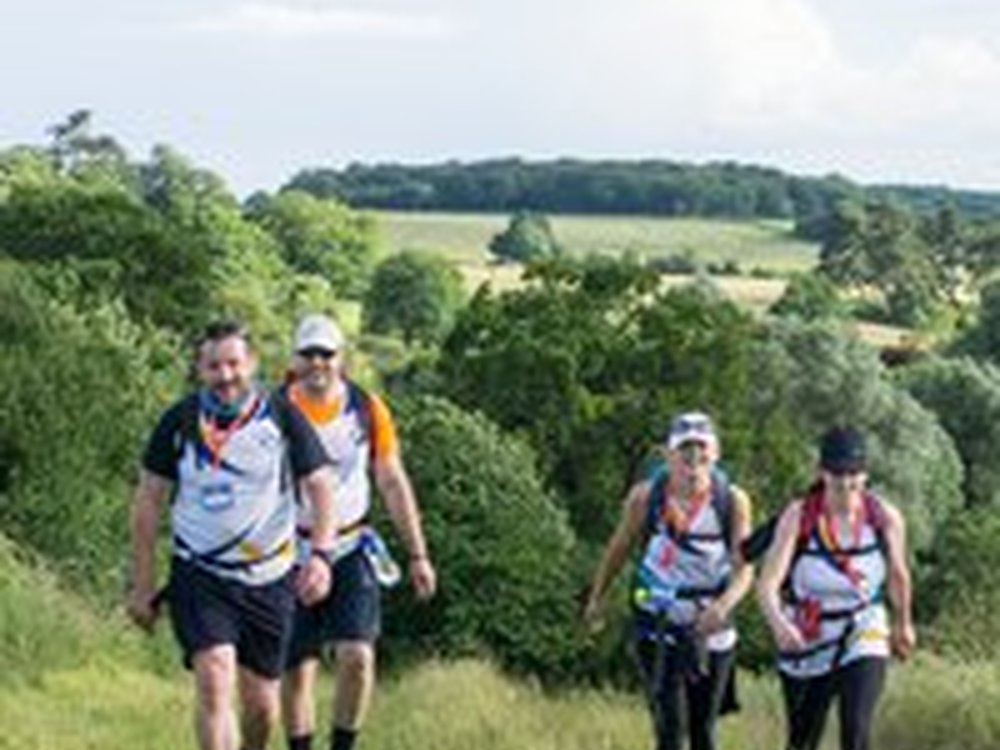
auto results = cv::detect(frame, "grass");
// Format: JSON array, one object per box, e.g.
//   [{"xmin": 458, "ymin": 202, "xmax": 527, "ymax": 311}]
[
  {"xmin": 6, "ymin": 533, "xmax": 992, "ymax": 750},
  {"xmin": 374, "ymin": 211, "xmax": 818, "ymax": 273}
]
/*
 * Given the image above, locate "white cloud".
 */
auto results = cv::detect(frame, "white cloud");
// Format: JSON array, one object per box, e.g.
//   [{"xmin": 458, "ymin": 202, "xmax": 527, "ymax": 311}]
[{"xmin": 186, "ymin": 2, "xmax": 455, "ymax": 40}]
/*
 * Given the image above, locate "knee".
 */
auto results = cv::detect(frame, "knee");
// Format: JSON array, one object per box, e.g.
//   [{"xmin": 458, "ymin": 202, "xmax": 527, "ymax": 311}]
[
  {"xmin": 193, "ymin": 646, "xmax": 236, "ymax": 713},
  {"xmin": 336, "ymin": 642, "xmax": 374, "ymax": 682},
  {"xmin": 242, "ymin": 678, "xmax": 281, "ymax": 722}
]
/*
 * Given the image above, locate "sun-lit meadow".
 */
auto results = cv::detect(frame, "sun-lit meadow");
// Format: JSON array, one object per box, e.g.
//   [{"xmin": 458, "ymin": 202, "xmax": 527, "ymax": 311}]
[
  {"xmin": 373, "ymin": 210, "xmax": 914, "ymax": 346},
  {"xmin": 374, "ymin": 211, "xmax": 818, "ymax": 271}
]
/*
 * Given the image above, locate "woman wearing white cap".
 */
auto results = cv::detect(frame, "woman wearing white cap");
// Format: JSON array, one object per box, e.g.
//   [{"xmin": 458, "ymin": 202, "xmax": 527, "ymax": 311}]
[
  {"xmin": 757, "ymin": 426, "xmax": 915, "ymax": 750},
  {"xmin": 584, "ymin": 411, "xmax": 754, "ymax": 750}
]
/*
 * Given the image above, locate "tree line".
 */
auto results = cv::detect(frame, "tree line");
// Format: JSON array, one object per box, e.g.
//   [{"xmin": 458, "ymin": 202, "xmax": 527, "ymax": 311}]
[{"xmin": 284, "ymin": 158, "xmax": 1000, "ymax": 232}]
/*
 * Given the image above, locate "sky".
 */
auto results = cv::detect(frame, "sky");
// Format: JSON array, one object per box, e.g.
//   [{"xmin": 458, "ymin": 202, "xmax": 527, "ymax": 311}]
[{"xmin": 3, "ymin": 0, "xmax": 1000, "ymax": 197}]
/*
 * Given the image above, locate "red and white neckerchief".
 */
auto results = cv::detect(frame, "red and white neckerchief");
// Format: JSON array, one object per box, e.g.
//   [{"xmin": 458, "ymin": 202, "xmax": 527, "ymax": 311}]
[
  {"xmin": 816, "ymin": 496, "xmax": 867, "ymax": 589},
  {"xmin": 657, "ymin": 483, "xmax": 711, "ymax": 568}
]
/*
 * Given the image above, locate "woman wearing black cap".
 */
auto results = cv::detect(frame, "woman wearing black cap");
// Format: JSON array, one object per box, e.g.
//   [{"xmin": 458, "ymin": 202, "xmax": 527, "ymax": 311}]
[{"xmin": 756, "ymin": 426, "xmax": 916, "ymax": 750}]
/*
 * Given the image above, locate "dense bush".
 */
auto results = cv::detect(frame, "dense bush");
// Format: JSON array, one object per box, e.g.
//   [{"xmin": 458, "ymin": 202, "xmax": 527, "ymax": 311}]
[
  {"xmin": 363, "ymin": 251, "xmax": 464, "ymax": 345},
  {"xmin": 382, "ymin": 395, "xmax": 587, "ymax": 680},
  {"xmin": 769, "ymin": 271, "xmax": 845, "ymax": 320},
  {"xmin": 899, "ymin": 356, "xmax": 1000, "ymax": 508},
  {"xmin": 918, "ymin": 508, "xmax": 1000, "ymax": 658},
  {"xmin": 0, "ymin": 262, "xmax": 181, "ymax": 591}
]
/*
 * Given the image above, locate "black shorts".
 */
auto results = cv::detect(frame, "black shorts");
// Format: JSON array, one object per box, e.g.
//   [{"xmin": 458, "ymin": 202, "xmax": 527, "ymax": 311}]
[
  {"xmin": 285, "ymin": 547, "xmax": 381, "ymax": 669},
  {"xmin": 167, "ymin": 557, "xmax": 296, "ymax": 679}
]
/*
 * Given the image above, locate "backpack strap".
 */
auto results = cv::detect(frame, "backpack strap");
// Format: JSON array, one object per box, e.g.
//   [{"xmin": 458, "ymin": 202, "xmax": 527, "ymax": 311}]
[
  {"xmin": 175, "ymin": 393, "xmax": 201, "ymax": 459},
  {"xmin": 345, "ymin": 379, "xmax": 377, "ymax": 468},
  {"xmin": 643, "ymin": 467, "xmax": 732, "ymax": 550},
  {"xmin": 709, "ymin": 473, "xmax": 733, "ymax": 552}
]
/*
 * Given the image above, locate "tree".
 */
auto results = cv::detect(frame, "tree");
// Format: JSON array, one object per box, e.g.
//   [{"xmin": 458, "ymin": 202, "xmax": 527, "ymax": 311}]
[
  {"xmin": 245, "ymin": 189, "xmax": 378, "ymax": 298},
  {"xmin": 769, "ymin": 271, "xmax": 845, "ymax": 321},
  {"xmin": 748, "ymin": 319, "xmax": 963, "ymax": 550},
  {"xmin": 488, "ymin": 211, "xmax": 560, "ymax": 263},
  {"xmin": 0, "ymin": 261, "xmax": 181, "ymax": 591},
  {"xmin": 899, "ymin": 356, "xmax": 1000, "ymax": 508},
  {"xmin": 362, "ymin": 251, "xmax": 464, "ymax": 345},
  {"xmin": 951, "ymin": 279, "xmax": 1000, "ymax": 364},
  {"xmin": 382, "ymin": 395, "xmax": 586, "ymax": 679}
]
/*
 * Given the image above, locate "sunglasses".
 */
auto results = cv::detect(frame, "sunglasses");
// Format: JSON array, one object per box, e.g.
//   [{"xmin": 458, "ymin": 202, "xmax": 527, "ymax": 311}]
[{"xmin": 297, "ymin": 347, "xmax": 337, "ymax": 360}]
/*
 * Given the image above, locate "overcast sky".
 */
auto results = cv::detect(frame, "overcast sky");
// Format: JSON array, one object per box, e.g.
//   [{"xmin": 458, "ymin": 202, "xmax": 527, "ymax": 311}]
[{"xmin": 4, "ymin": 0, "xmax": 1000, "ymax": 197}]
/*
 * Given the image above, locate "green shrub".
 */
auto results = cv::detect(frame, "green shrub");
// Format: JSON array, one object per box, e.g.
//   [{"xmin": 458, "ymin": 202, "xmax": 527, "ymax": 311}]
[
  {"xmin": 382, "ymin": 395, "xmax": 587, "ymax": 680},
  {"xmin": 918, "ymin": 508, "xmax": 1000, "ymax": 658},
  {"xmin": 0, "ymin": 262, "xmax": 181, "ymax": 592}
]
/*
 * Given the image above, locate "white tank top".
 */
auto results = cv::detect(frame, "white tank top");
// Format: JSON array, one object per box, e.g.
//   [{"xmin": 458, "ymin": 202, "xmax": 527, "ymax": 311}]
[{"xmin": 779, "ymin": 501, "xmax": 890, "ymax": 677}]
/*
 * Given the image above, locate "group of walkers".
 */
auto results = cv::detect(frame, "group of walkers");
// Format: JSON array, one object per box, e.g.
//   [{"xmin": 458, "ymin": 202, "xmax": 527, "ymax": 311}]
[
  {"xmin": 585, "ymin": 412, "xmax": 915, "ymax": 750},
  {"xmin": 125, "ymin": 315, "xmax": 914, "ymax": 750},
  {"xmin": 126, "ymin": 316, "xmax": 435, "ymax": 750}
]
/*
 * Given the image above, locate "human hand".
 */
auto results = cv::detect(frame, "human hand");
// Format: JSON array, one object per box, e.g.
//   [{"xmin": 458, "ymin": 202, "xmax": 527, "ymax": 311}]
[
  {"xmin": 126, "ymin": 587, "xmax": 160, "ymax": 633},
  {"xmin": 891, "ymin": 621, "xmax": 916, "ymax": 661},
  {"xmin": 296, "ymin": 554, "xmax": 332, "ymax": 606},
  {"xmin": 694, "ymin": 602, "xmax": 728, "ymax": 637},
  {"xmin": 582, "ymin": 595, "xmax": 607, "ymax": 634},
  {"xmin": 772, "ymin": 616, "xmax": 807, "ymax": 652},
  {"xmin": 409, "ymin": 557, "xmax": 437, "ymax": 600}
]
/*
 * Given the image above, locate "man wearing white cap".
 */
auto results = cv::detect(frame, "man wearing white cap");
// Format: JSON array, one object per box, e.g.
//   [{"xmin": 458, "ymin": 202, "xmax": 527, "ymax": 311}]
[
  {"xmin": 584, "ymin": 411, "xmax": 753, "ymax": 750},
  {"xmin": 281, "ymin": 314, "xmax": 436, "ymax": 750}
]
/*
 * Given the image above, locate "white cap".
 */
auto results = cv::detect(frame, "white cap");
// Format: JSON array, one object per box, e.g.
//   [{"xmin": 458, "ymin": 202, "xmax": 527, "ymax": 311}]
[
  {"xmin": 665, "ymin": 411, "xmax": 718, "ymax": 451},
  {"xmin": 294, "ymin": 314, "xmax": 345, "ymax": 353}
]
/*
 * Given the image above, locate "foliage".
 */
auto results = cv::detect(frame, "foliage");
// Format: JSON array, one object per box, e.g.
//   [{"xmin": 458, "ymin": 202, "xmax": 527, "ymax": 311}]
[
  {"xmin": 747, "ymin": 319, "xmax": 963, "ymax": 550},
  {"xmin": 488, "ymin": 211, "xmax": 561, "ymax": 263},
  {"xmin": 363, "ymin": 251, "xmax": 464, "ymax": 345},
  {"xmin": 769, "ymin": 271, "xmax": 845, "ymax": 321},
  {"xmin": 919, "ymin": 508, "xmax": 1000, "ymax": 659},
  {"xmin": 817, "ymin": 200, "xmax": 946, "ymax": 326},
  {"xmin": 0, "ymin": 262, "xmax": 181, "ymax": 591},
  {"xmin": 286, "ymin": 158, "xmax": 1000, "ymax": 225},
  {"xmin": 951, "ymin": 279, "xmax": 1000, "ymax": 365},
  {"xmin": 382, "ymin": 395, "xmax": 586, "ymax": 680},
  {"xmin": 898, "ymin": 356, "xmax": 1000, "ymax": 508},
  {"xmin": 244, "ymin": 188, "xmax": 378, "ymax": 298}
]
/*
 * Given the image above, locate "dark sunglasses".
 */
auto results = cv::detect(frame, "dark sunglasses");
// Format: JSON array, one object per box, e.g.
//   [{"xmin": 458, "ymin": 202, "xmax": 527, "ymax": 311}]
[{"xmin": 297, "ymin": 347, "xmax": 337, "ymax": 360}]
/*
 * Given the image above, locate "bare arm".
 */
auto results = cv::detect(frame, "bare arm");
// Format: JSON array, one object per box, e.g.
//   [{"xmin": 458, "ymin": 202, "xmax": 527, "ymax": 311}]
[
  {"xmin": 882, "ymin": 501, "xmax": 916, "ymax": 660},
  {"xmin": 296, "ymin": 466, "xmax": 336, "ymax": 605},
  {"xmin": 375, "ymin": 454, "xmax": 435, "ymax": 598},
  {"xmin": 126, "ymin": 470, "xmax": 172, "ymax": 631},
  {"xmin": 582, "ymin": 481, "xmax": 651, "ymax": 631},
  {"xmin": 756, "ymin": 500, "xmax": 807, "ymax": 652},
  {"xmin": 697, "ymin": 486, "xmax": 754, "ymax": 634}
]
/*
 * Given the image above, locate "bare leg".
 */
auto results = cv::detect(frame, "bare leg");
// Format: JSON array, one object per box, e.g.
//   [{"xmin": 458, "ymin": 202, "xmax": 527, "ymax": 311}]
[
  {"xmin": 238, "ymin": 666, "xmax": 282, "ymax": 750},
  {"xmin": 193, "ymin": 645, "xmax": 239, "ymax": 750},
  {"xmin": 282, "ymin": 657, "xmax": 320, "ymax": 739},
  {"xmin": 333, "ymin": 641, "xmax": 376, "ymax": 730}
]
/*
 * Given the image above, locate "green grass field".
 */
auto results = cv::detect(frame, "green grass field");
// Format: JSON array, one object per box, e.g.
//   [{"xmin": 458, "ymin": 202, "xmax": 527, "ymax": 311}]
[
  {"xmin": 2, "ymin": 523, "xmax": 997, "ymax": 750},
  {"xmin": 373, "ymin": 211, "xmax": 818, "ymax": 273}
]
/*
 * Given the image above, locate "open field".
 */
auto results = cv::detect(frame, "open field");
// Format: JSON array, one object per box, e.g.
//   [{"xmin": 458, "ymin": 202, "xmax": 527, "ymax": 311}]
[{"xmin": 374, "ymin": 211, "xmax": 819, "ymax": 273}]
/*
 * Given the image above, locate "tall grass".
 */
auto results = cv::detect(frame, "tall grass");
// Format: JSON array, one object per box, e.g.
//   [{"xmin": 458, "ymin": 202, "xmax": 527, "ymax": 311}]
[{"xmin": 3, "ymin": 537, "xmax": 999, "ymax": 750}]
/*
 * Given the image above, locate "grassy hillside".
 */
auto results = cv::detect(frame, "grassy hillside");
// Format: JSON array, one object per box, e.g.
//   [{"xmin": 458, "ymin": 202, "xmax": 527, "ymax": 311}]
[
  {"xmin": 4, "ymin": 534, "xmax": 997, "ymax": 750},
  {"xmin": 375, "ymin": 211, "xmax": 818, "ymax": 272}
]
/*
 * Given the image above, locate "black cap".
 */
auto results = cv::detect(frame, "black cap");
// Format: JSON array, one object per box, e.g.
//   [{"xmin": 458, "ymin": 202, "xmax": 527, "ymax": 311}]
[{"xmin": 819, "ymin": 426, "xmax": 866, "ymax": 475}]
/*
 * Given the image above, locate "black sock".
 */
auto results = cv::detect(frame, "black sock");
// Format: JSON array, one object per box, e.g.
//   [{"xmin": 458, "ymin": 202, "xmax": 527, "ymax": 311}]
[
  {"xmin": 288, "ymin": 734, "xmax": 313, "ymax": 750},
  {"xmin": 331, "ymin": 726, "xmax": 358, "ymax": 750}
]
